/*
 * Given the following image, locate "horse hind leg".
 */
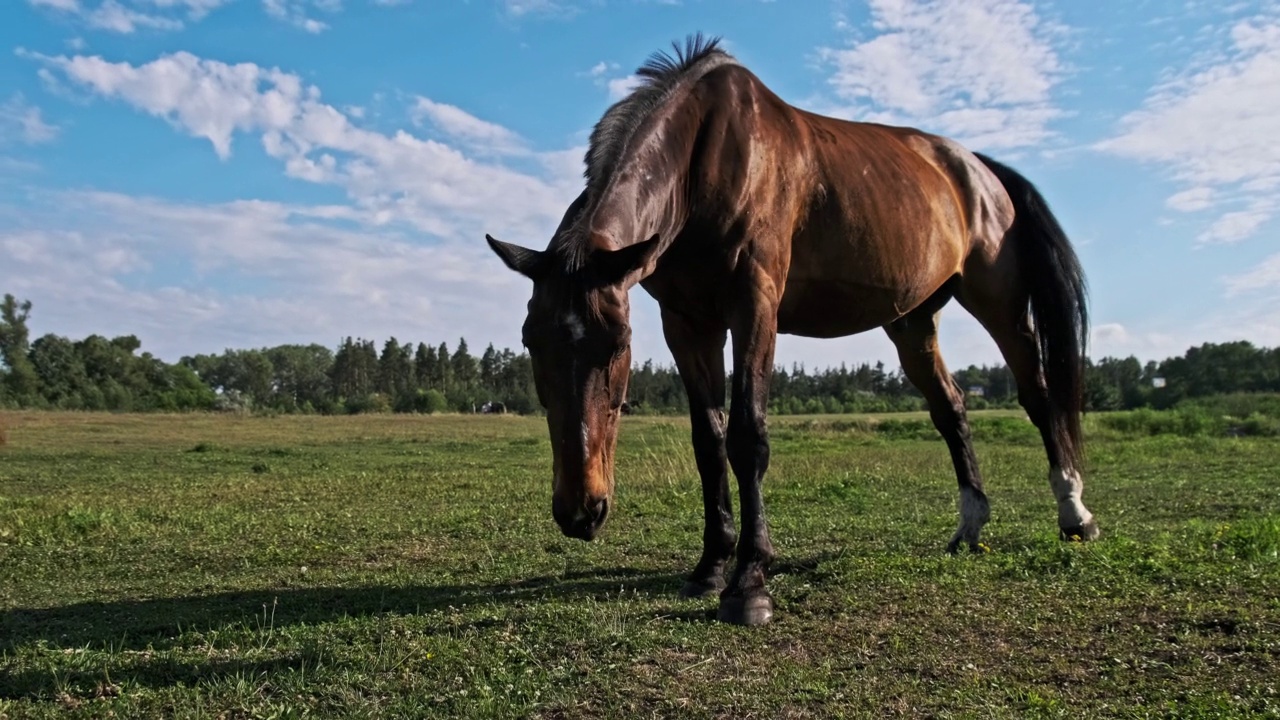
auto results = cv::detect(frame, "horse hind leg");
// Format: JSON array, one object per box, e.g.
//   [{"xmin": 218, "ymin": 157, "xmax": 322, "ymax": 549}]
[
  {"xmin": 958, "ymin": 285, "xmax": 1098, "ymax": 541},
  {"xmin": 966, "ymin": 151, "xmax": 1097, "ymax": 541},
  {"xmin": 885, "ymin": 306, "xmax": 990, "ymax": 554},
  {"xmin": 986, "ymin": 312, "xmax": 1098, "ymax": 540}
]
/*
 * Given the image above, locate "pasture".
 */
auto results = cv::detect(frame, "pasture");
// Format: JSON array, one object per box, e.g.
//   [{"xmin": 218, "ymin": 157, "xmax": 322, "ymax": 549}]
[{"xmin": 1, "ymin": 410, "xmax": 1278, "ymax": 718}]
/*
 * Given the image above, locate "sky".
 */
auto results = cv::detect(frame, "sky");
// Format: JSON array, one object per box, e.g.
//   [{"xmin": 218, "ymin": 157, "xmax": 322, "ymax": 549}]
[{"xmin": 1, "ymin": 0, "xmax": 1278, "ymax": 373}]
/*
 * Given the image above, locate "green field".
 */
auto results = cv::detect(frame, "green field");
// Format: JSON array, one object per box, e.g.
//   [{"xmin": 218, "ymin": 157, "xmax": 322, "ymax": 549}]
[{"xmin": 1, "ymin": 410, "xmax": 1278, "ymax": 718}]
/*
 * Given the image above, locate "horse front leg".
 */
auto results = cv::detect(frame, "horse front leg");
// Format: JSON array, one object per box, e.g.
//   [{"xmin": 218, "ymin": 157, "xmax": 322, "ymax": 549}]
[
  {"xmin": 662, "ymin": 308, "xmax": 736, "ymax": 597},
  {"xmin": 719, "ymin": 281, "xmax": 780, "ymax": 626}
]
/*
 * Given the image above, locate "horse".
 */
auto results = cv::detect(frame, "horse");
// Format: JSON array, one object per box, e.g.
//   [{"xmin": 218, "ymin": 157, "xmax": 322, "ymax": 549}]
[{"xmin": 485, "ymin": 35, "xmax": 1096, "ymax": 626}]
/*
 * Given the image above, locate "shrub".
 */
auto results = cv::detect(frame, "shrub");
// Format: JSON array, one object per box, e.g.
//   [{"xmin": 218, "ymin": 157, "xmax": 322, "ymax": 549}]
[
  {"xmin": 214, "ymin": 389, "xmax": 252, "ymax": 414},
  {"xmin": 345, "ymin": 393, "xmax": 392, "ymax": 414},
  {"xmin": 1098, "ymin": 406, "xmax": 1273, "ymax": 438},
  {"xmin": 402, "ymin": 389, "xmax": 449, "ymax": 414},
  {"xmin": 1179, "ymin": 393, "xmax": 1280, "ymax": 420}
]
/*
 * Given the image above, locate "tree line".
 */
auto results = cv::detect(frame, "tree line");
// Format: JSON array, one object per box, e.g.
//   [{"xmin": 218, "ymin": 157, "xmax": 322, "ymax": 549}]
[{"xmin": 2, "ymin": 294, "xmax": 1278, "ymax": 415}]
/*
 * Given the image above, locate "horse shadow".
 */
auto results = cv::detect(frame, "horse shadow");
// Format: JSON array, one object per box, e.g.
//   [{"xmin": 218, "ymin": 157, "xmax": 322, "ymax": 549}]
[
  {"xmin": 0, "ymin": 554, "xmax": 838, "ymax": 699},
  {"xmin": 2, "ymin": 566, "xmax": 678, "ymax": 653}
]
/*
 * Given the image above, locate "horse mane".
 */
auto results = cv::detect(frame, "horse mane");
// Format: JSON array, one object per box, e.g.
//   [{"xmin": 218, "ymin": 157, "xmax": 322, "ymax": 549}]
[
  {"xmin": 553, "ymin": 33, "xmax": 737, "ymax": 270},
  {"xmin": 585, "ymin": 34, "xmax": 734, "ymax": 192}
]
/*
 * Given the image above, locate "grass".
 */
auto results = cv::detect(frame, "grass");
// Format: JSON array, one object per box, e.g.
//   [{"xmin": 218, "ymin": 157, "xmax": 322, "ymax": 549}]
[{"xmin": 1, "ymin": 409, "xmax": 1278, "ymax": 718}]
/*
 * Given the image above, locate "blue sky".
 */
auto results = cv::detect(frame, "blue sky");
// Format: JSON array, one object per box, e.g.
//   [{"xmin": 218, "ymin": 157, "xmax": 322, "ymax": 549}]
[{"xmin": 1, "ymin": 0, "xmax": 1278, "ymax": 372}]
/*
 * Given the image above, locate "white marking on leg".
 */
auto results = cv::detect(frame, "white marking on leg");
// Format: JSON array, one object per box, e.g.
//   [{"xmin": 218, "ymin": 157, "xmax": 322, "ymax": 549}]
[
  {"xmin": 1049, "ymin": 465, "xmax": 1093, "ymax": 531},
  {"xmin": 564, "ymin": 312, "xmax": 585, "ymax": 341},
  {"xmin": 951, "ymin": 485, "xmax": 990, "ymax": 549}
]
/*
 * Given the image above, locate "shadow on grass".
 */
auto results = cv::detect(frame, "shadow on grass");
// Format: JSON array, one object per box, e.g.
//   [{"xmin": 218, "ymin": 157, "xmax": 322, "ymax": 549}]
[
  {"xmin": 0, "ymin": 655, "xmax": 316, "ymax": 702},
  {"xmin": 0, "ymin": 567, "xmax": 688, "ymax": 700},
  {"xmin": 1, "ymin": 567, "xmax": 679, "ymax": 655},
  {"xmin": 2, "ymin": 555, "xmax": 837, "ymax": 660}
]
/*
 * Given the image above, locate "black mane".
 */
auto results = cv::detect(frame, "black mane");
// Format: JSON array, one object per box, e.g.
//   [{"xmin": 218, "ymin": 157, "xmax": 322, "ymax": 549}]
[
  {"xmin": 551, "ymin": 34, "xmax": 736, "ymax": 271},
  {"xmin": 584, "ymin": 33, "xmax": 733, "ymax": 191}
]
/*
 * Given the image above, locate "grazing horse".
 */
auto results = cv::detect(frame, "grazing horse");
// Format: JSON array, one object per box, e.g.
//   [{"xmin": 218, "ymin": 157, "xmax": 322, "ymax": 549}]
[{"xmin": 486, "ymin": 35, "xmax": 1097, "ymax": 626}]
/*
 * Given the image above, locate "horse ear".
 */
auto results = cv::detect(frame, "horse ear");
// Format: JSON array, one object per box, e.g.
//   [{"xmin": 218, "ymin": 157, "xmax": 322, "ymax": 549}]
[
  {"xmin": 591, "ymin": 234, "xmax": 660, "ymax": 286},
  {"xmin": 486, "ymin": 234, "xmax": 549, "ymax": 280}
]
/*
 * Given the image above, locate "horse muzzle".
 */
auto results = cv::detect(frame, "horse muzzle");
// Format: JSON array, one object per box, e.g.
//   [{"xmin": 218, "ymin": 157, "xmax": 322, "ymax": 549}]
[{"xmin": 553, "ymin": 494, "xmax": 610, "ymax": 541}]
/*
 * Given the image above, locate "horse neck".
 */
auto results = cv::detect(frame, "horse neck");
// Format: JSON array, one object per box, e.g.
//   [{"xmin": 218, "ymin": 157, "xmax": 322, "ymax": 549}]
[{"xmin": 585, "ymin": 112, "xmax": 699, "ymax": 285}]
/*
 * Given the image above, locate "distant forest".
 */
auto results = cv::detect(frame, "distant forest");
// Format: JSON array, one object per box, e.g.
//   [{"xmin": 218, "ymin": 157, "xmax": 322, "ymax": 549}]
[{"xmin": 2, "ymin": 294, "xmax": 1278, "ymax": 415}]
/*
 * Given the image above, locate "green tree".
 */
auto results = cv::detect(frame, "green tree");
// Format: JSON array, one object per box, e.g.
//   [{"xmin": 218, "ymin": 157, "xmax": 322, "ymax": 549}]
[
  {"xmin": 434, "ymin": 341, "xmax": 452, "ymax": 395},
  {"xmin": 377, "ymin": 337, "xmax": 413, "ymax": 401},
  {"xmin": 413, "ymin": 342, "xmax": 435, "ymax": 391},
  {"xmin": 0, "ymin": 295, "xmax": 39, "ymax": 404},
  {"xmin": 29, "ymin": 334, "xmax": 89, "ymax": 408},
  {"xmin": 266, "ymin": 344, "xmax": 334, "ymax": 411},
  {"xmin": 451, "ymin": 338, "xmax": 476, "ymax": 389}
]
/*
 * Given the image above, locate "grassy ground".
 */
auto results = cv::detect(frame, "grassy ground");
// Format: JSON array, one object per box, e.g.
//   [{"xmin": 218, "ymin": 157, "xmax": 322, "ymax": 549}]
[{"xmin": 1, "ymin": 410, "xmax": 1278, "ymax": 718}]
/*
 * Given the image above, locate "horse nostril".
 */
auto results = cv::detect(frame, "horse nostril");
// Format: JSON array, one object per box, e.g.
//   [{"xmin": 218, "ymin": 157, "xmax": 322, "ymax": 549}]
[{"xmin": 590, "ymin": 498, "xmax": 609, "ymax": 524}]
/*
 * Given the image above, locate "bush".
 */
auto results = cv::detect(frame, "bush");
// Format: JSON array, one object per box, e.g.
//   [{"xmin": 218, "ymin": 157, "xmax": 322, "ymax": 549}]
[
  {"xmin": 1179, "ymin": 393, "xmax": 1280, "ymax": 420},
  {"xmin": 1099, "ymin": 408, "xmax": 1217, "ymax": 437},
  {"xmin": 1235, "ymin": 412, "xmax": 1280, "ymax": 437},
  {"xmin": 214, "ymin": 389, "xmax": 252, "ymax": 414},
  {"xmin": 1096, "ymin": 404, "xmax": 1280, "ymax": 438},
  {"xmin": 402, "ymin": 389, "xmax": 449, "ymax": 414},
  {"xmin": 345, "ymin": 393, "xmax": 392, "ymax": 414}
]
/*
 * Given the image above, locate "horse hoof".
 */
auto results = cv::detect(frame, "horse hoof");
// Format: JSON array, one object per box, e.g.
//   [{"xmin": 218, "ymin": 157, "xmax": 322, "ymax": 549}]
[
  {"xmin": 946, "ymin": 536, "xmax": 987, "ymax": 555},
  {"xmin": 1060, "ymin": 520, "xmax": 1100, "ymax": 542},
  {"xmin": 717, "ymin": 593, "xmax": 773, "ymax": 626},
  {"xmin": 679, "ymin": 577, "xmax": 725, "ymax": 598}
]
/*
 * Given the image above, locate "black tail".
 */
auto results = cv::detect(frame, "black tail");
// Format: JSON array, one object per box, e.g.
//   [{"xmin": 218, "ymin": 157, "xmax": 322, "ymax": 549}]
[{"xmin": 976, "ymin": 153, "xmax": 1089, "ymax": 469}]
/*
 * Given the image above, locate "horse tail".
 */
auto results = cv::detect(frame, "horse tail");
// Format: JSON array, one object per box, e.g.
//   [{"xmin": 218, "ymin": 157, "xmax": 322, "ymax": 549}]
[{"xmin": 975, "ymin": 152, "xmax": 1089, "ymax": 469}]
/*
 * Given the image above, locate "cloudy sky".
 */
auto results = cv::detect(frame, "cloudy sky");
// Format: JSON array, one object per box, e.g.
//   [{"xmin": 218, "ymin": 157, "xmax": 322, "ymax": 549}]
[{"xmin": 2, "ymin": 0, "xmax": 1278, "ymax": 372}]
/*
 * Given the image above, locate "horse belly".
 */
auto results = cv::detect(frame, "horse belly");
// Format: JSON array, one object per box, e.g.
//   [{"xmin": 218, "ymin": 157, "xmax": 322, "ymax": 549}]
[{"xmin": 776, "ymin": 277, "xmax": 930, "ymax": 338}]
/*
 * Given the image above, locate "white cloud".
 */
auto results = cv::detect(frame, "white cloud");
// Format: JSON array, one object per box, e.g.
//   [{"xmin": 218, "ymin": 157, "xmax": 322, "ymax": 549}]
[
  {"xmin": 0, "ymin": 191, "xmax": 542, "ymax": 361},
  {"xmin": 1091, "ymin": 322, "xmax": 1130, "ymax": 347},
  {"xmin": 26, "ymin": 0, "xmax": 327, "ymax": 32},
  {"xmin": 1199, "ymin": 201, "xmax": 1274, "ymax": 244},
  {"xmin": 607, "ymin": 74, "xmax": 641, "ymax": 100},
  {"xmin": 411, "ymin": 97, "xmax": 527, "ymax": 155},
  {"xmin": 818, "ymin": 0, "xmax": 1066, "ymax": 150},
  {"xmin": 29, "ymin": 0, "xmax": 81, "ymax": 10},
  {"xmin": 1086, "ymin": 322, "xmax": 1183, "ymax": 361},
  {"xmin": 0, "ymin": 94, "xmax": 60, "ymax": 144},
  {"xmin": 580, "ymin": 61, "xmax": 634, "ymax": 101},
  {"xmin": 29, "ymin": 49, "xmax": 582, "ymax": 246},
  {"xmin": 26, "ymin": 51, "xmax": 302, "ymax": 159},
  {"xmin": 504, "ymin": 0, "xmax": 567, "ymax": 17},
  {"xmin": 25, "ymin": 0, "xmax": 234, "ymax": 32},
  {"xmin": 1225, "ymin": 253, "xmax": 1280, "ymax": 297},
  {"xmin": 1165, "ymin": 186, "xmax": 1214, "ymax": 212},
  {"xmin": 86, "ymin": 0, "xmax": 183, "ymax": 31},
  {"xmin": 1096, "ymin": 16, "xmax": 1280, "ymax": 244},
  {"xmin": 262, "ymin": 0, "xmax": 334, "ymax": 32}
]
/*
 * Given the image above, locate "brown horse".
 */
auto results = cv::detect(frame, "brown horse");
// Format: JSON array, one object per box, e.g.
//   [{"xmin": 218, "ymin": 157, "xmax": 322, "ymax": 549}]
[{"xmin": 486, "ymin": 35, "xmax": 1097, "ymax": 626}]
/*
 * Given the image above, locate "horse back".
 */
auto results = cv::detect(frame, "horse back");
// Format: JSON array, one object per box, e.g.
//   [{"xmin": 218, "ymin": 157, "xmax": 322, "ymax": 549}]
[
  {"xmin": 645, "ymin": 64, "xmax": 1016, "ymax": 337},
  {"xmin": 767, "ymin": 111, "xmax": 1016, "ymax": 336}
]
